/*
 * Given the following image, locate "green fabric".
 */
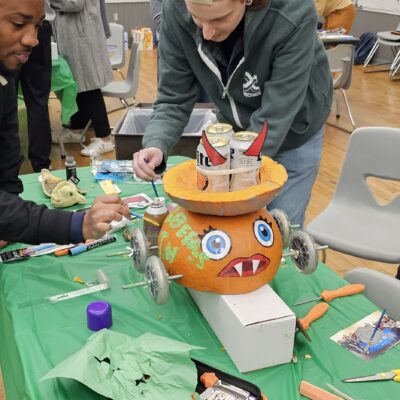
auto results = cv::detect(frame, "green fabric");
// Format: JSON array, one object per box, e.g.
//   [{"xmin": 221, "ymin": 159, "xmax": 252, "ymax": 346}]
[
  {"xmin": 18, "ymin": 56, "xmax": 77, "ymax": 125},
  {"xmin": 0, "ymin": 156, "xmax": 399, "ymax": 400},
  {"xmin": 42, "ymin": 330, "xmax": 200, "ymax": 399},
  {"xmin": 51, "ymin": 57, "xmax": 78, "ymax": 125}
]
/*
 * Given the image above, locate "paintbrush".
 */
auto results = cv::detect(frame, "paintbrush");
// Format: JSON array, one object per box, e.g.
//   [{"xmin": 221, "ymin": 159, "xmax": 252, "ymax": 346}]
[{"xmin": 365, "ymin": 308, "xmax": 386, "ymax": 353}]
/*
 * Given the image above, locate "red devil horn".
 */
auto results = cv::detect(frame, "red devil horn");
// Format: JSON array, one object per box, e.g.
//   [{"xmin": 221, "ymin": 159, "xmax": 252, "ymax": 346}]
[
  {"xmin": 244, "ymin": 121, "xmax": 268, "ymax": 156},
  {"xmin": 201, "ymin": 130, "xmax": 227, "ymax": 166}
]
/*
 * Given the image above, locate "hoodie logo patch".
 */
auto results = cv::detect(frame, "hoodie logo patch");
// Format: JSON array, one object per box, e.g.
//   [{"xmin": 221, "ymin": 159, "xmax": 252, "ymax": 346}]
[{"xmin": 243, "ymin": 72, "xmax": 261, "ymax": 98}]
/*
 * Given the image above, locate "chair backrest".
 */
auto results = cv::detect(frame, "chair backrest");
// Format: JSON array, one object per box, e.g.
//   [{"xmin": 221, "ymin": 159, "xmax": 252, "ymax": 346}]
[
  {"xmin": 326, "ymin": 44, "xmax": 354, "ymax": 90},
  {"xmin": 107, "ymin": 23, "xmax": 125, "ymax": 70},
  {"xmin": 344, "ymin": 268, "xmax": 400, "ymax": 321},
  {"xmin": 332, "ymin": 127, "xmax": 400, "ymax": 213},
  {"xmin": 125, "ymin": 43, "xmax": 141, "ymax": 97}
]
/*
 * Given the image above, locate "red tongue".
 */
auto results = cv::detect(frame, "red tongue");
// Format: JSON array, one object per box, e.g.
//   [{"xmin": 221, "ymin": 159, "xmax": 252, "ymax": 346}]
[{"xmin": 242, "ymin": 260, "xmax": 254, "ymax": 276}]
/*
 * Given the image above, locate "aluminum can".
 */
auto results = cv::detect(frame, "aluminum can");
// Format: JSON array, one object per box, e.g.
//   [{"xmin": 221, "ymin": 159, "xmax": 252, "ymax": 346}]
[
  {"xmin": 196, "ymin": 136, "xmax": 230, "ymax": 192},
  {"xmin": 229, "ymin": 131, "xmax": 261, "ymax": 191},
  {"xmin": 206, "ymin": 123, "xmax": 234, "ymax": 142},
  {"xmin": 143, "ymin": 197, "xmax": 169, "ymax": 251}
]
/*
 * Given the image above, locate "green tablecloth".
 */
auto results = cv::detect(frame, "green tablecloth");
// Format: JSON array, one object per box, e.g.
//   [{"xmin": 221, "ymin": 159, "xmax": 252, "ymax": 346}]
[
  {"xmin": 51, "ymin": 57, "xmax": 78, "ymax": 125},
  {"xmin": 1, "ymin": 157, "xmax": 400, "ymax": 400}
]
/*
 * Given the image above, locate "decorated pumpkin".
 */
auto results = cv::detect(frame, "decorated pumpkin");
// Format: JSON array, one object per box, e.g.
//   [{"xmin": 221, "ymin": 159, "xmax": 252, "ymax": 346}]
[{"xmin": 158, "ymin": 206, "xmax": 283, "ymax": 294}]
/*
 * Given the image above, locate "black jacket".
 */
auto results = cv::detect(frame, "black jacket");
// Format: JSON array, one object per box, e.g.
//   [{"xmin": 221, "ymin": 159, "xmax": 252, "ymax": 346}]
[{"xmin": 0, "ymin": 75, "xmax": 72, "ymax": 244}]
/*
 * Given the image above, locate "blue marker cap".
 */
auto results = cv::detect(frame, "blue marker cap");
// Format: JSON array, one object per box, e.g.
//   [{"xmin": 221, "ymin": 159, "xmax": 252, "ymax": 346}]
[{"xmin": 69, "ymin": 244, "xmax": 88, "ymax": 256}]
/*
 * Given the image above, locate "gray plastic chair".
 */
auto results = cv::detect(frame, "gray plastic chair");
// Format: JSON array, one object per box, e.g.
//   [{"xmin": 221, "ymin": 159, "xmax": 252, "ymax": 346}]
[
  {"xmin": 344, "ymin": 268, "xmax": 400, "ymax": 321},
  {"xmin": 102, "ymin": 43, "xmax": 141, "ymax": 108},
  {"xmin": 363, "ymin": 22, "xmax": 400, "ymax": 81},
  {"xmin": 306, "ymin": 127, "xmax": 400, "ymax": 264},
  {"xmin": 107, "ymin": 23, "xmax": 126, "ymax": 78},
  {"xmin": 326, "ymin": 44, "xmax": 355, "ymax": 130}
]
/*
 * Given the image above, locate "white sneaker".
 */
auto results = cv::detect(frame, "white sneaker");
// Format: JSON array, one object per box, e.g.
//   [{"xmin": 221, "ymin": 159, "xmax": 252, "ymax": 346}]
[
  {"xmin": 80, "ymin": 137, "xmax": 115, "ymax": 157},
  {"xmin": 52, "ymin": 128, "xmax": 83, "ymax": 144}
]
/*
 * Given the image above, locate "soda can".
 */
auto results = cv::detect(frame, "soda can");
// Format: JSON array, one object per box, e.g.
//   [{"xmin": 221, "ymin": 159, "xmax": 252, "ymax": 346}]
[
  {"xmin": 206, "ymin": 123, "xmax": 234, "ymax": 142},
  {"xmin": 229, "ymin": 131, "xmax": 262, "ymax": 191},
  {"xmin": 196, "ymin": 136, "xmax": 230, "ymax": 192}
]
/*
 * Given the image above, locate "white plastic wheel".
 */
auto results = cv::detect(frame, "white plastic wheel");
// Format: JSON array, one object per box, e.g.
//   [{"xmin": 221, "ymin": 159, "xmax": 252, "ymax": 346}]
[
  {"xmin": 269, "ymin": 208, "xmax": 291, "ymax": 248},
  {"xmin": 145, "ymin": 256, "xmax": 169, "ymax": 305},
  {"xmin": 289, "ymin": 230, "xmax": 318, "ymax": 274},
  {"xmin": 130, "ymin": 228, "xmax": 149, "ymax": 273}
]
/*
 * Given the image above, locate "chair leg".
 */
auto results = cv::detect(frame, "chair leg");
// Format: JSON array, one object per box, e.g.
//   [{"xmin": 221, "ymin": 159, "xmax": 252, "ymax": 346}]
[
  {"xmin": 389, "ymin": 50, "xmax": 400, "ymax": 80},
  {"xmin": 119, "ymin": 98, "xmax": 136, "ymax": 109},
  {"xmin": 340, "ymin": 89, "xmax": 356, "ymax": 130},
  {"xmin": 334, "ymin": 91, "xmax": 341, "ymax": 119},
  {"xmin": 363, "ymin": 41, "xmax": 380, "ymax": 70},
  {"xmin": 321, "ymin": 248, "xmax": 327, "ymax": 264},
  {"xmin": 80, "ymin": 119, "xmax": 91, "ymax": 148},
  {"xmin": 58, "ymin": 137, "xmax": 66, "ymax": 160}
]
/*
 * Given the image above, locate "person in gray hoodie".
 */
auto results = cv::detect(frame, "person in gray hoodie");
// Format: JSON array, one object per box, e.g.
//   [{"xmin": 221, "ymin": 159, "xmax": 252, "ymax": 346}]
[{"xmin": 134, "ymin": 0, "xmax": 333, "ymax": 226}]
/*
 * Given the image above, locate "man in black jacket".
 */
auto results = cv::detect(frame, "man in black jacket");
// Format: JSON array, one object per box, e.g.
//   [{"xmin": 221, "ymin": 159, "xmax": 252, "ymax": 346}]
[{"xmin": 0, "ymin": 0, "xmax": 130, "ymax": 246}]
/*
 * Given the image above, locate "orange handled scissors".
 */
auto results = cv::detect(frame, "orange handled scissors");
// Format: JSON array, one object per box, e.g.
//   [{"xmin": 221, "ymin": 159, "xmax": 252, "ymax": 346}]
[{"xmin": 342, "ymin": 369, "xmax": 400, "ymax": 383}]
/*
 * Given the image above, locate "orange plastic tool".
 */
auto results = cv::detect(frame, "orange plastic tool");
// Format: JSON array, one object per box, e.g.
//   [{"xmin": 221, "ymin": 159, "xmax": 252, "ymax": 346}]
[
  {"xmin": 299, "ymin": 380, "xmax": 343, "ymax": 400},
  {"xmin": 200, "ymin": 372, "xmax": 218, "ymax": 388},
  {"xmin": 294, "ymin": 284, "xmax": 365, "ymax": 306},
  {"xmin": 298, "ymin": 303, "xmax": 329, "ymax": 331},
  {"xmin": 54, "ymin": 248, "xmax": 70, "ymax": 257},
  {"xmin": 199, "ymin": 372, "xmax": 268, "ymax": 399}
]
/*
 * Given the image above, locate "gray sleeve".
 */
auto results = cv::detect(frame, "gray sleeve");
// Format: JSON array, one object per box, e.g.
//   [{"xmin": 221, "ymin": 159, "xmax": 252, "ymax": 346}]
[
  {"xmin": 149, "ymin": 0, "xmax": 163, "ymax": 34},
  {"xmin": 50, "ymin": 0, "xmax": 85, "ymax": 13}
]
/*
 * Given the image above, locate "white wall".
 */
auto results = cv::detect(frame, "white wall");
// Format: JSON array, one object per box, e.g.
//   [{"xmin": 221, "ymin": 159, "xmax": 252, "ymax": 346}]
[{"xmin": 356, "ymin": 0, "xmax": 400, "ymax": 15}]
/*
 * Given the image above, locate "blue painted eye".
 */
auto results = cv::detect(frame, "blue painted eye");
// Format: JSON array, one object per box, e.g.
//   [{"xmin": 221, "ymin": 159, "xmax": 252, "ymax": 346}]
[
  {"xmin": 201, "ymin": 230, "xmax": 231, "ymax": 260},
  {"xmin": 254, "ymin": 220, "xmax": 274, "ymax": 247}
]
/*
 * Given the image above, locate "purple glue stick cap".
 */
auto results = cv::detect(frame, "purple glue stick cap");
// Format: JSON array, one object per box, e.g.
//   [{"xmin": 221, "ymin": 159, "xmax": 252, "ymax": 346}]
[{"xmin": 87, "ymin": 301, "xmax": 112, "ymax": 331}]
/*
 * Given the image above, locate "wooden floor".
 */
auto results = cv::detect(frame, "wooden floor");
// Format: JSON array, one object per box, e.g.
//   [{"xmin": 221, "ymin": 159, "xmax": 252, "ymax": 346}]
[{"xmin": 1, "ymin": 49, "xmax": 399, "ymax": 399}]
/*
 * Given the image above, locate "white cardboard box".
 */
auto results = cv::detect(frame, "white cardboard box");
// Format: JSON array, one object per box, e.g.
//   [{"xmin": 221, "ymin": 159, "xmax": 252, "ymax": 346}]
[{"xmin": 189, "ymin": 284, "xmax": 296, "ymax": 373}]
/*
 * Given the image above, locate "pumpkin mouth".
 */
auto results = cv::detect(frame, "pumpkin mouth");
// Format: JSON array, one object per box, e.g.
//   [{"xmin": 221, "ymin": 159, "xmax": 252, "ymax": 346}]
[{"xmin": 217, "ymin": 254, "xmax": 270, "ymax": 278}]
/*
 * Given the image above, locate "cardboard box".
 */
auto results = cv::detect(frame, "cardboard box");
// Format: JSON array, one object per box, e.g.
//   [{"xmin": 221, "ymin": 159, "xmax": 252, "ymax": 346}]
[
  {"xmin": 189, "ymin": 284, "xmax": 296, "ymax": 373},
  {"xmin": 112, "ymin": 104, "xmax": 215, "ymax": 160}
]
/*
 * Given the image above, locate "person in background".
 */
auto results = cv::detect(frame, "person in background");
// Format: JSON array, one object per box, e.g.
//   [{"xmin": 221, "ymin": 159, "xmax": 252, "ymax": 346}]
[
  {"xmin": 133, "ymin": 0, "xmax": 333, "ymax": 227},
  {"xmin": 15, "ymin": 0, "xmax": 54, "ymax": 172},
  {"xmin": 0, "ymin": 0, "xmax": 130, "ymax": 248},
  {"xmin": 149, "ymin": 0, "xmax": 210, "ymax": 103},
  {"xmin": 314, "ymin": 0, "xmax": 356, "ymax": 34},
  {"xmin": 50, "ymin": 0, "xmax": 114, "ymax": 157}
]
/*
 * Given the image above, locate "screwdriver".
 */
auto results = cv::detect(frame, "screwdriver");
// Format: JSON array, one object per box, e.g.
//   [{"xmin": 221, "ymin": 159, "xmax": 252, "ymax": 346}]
[
  {"xmin": 298, "ymin": 302, "xmax": 329, "ymax": 331},
  {"xmin": 294, "ymin": 284, "xmax": 365, "ymax": 306},
  {"xmin": 296, "ymin": 303, "xmax": 329, "ymax": 342}
]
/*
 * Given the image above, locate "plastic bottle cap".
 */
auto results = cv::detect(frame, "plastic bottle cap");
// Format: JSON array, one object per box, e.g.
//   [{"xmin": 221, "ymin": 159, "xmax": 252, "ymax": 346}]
[{"xmin": 86, "ymin": 301, "xmax": 112, "ymax": 331}]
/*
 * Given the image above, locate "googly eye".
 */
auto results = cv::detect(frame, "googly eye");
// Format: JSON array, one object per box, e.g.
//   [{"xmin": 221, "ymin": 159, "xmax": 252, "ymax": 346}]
[
  {"xmin": 201, "ymin": 230, "xmax": 231, "ymax": 260},
  {"xmin": 254, "ymin": 220, "xmax": 274, "ymax": 247}
]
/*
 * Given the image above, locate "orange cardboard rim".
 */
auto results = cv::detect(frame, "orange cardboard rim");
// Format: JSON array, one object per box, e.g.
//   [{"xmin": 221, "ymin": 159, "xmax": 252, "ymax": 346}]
[{"xmin": 163, "ymin": 157, "xmax": 288, "ymax": 216}]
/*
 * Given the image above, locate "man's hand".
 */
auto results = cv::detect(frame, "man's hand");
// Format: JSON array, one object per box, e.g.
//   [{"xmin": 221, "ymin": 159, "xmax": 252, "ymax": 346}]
[
  {"xmin": 132, "ymin": 147, "xmax": 164, "ymax": 181},
  {"xmin": 82, "ymin": 195, "xmax": 131, "ymax": 240},
  {"xmin": 0, "ymin": 240, "xmax": 9, "ymax": 249}
]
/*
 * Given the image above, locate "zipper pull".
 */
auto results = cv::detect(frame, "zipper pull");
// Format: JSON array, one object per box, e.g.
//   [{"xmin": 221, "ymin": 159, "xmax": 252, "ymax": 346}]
[{"xmin": 221, "ymin": 88, "xmax": 227, "ymax": 99}]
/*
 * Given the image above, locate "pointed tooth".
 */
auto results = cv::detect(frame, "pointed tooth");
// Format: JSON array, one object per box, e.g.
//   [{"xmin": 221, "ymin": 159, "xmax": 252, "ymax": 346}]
[
  {"xmin": 252, "ymin": 260, "xmax": 260, "ymax": 274},
  {"xmin": 234, "ymin": 263, "xmax": 243, "ymax": 276}
]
